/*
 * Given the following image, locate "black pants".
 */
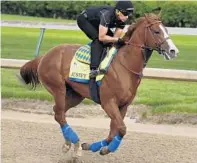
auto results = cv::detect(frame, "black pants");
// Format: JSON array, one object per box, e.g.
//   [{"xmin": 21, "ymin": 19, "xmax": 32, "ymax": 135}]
[{"xmin": 77, "ymin": 12, "xmax": 113, "ymax": 70}]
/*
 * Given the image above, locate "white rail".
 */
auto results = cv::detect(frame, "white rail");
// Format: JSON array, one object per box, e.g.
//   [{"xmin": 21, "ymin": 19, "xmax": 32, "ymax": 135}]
[{"xmin": 1, "ymin": 58, "xmax": 197, "ymax": 81}]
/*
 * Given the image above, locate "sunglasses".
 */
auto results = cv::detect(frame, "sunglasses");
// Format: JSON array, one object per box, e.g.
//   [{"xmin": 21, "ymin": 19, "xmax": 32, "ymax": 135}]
[{"xmin": 120, "ymin": 9, "xmax": 134, "ymax": 16}]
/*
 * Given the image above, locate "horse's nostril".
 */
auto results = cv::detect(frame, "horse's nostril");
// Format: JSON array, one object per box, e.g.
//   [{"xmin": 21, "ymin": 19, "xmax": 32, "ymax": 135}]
[{"xmin": 170, "ymin": 49, "xmax": 175, "ymax": 54}]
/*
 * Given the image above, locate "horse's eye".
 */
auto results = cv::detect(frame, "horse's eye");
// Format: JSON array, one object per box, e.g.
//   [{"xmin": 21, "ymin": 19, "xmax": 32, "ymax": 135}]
[{"xmin": 154, "ymin": 30, "xmax": 160, "ymax": 34}]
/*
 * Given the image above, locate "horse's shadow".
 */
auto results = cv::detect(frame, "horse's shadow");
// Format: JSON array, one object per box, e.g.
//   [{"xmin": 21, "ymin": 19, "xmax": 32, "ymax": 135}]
[
  {"xmin": 58, "ymin": 150, "xmax": 84, "ymax": 163},
  {"xmin": 58, "ymin": 158, "xmax": 82, "ymax": 163}
]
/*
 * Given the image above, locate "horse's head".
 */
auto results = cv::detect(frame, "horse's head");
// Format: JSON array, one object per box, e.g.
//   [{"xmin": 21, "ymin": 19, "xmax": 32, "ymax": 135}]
[{"xmin": 124, "ymin": 13, "xmax": 179, "ymax": 60}]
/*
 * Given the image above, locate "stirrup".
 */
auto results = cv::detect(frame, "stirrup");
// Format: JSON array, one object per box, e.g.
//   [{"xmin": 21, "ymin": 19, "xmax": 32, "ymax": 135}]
[
  {"xmin": 89, "ymin": 69, "xmax": 106, "ymax": 78},
  {"xmin": 89, "ymin": 69, "xmax": 99, "ymax": 78}
]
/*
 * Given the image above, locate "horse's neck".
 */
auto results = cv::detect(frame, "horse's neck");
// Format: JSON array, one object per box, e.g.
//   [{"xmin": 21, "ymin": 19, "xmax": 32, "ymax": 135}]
[{"xmin": 121, "ymin": 30, "xmax": 146, "ymax": 74}]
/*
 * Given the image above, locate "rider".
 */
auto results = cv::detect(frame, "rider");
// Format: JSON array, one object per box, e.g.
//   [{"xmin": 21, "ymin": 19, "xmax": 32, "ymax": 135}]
[{"xmin": 77, "ymin": 1, "xmax": 134, "ymax": 78}]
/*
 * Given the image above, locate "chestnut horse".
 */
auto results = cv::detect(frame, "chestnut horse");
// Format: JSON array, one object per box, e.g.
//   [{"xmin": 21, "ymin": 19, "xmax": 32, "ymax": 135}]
[{"xmin": 19, "ymin": 13, "xmax": 179, "ymax": 157}]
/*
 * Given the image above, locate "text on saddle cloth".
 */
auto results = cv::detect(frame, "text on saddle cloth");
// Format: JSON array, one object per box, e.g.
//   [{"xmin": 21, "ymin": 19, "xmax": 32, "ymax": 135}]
[{"xmin": 69, "ymin": 43, "xmax": 117, "ymax": 84}]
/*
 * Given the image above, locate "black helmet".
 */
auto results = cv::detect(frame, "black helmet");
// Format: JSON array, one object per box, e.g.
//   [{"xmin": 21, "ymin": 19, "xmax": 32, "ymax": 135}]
[{"xmin": 115, "ymin": 1, "xmax": 134, "ymax": 16}]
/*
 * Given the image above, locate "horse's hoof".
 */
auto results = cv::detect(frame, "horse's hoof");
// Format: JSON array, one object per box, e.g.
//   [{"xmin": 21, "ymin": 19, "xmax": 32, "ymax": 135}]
[
  {"xmin": 100, "ymin": 147, "xmax": 110, "ymax": 155},
  {"xmin": 81, "ymin": 143, "xmax": 90, "ymax": 150},
  {"xmin": 74, "ymin": 141, "xmax": 82, "ymax": 157},
  {"xmin": 62, "ymin": 141, "xmax": 71, "ymax": 153}
]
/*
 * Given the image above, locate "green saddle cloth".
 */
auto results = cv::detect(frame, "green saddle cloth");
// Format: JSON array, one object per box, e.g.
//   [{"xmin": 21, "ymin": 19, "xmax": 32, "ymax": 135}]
[{"xmin": 75, "ymin": 44, "xmax": 91, "ymax": 64}]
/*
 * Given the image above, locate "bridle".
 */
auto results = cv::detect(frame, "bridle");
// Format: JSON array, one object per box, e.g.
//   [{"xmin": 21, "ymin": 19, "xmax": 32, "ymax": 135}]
[
  {"xmin": 119, "ymin": 17, "xmax": 170, "ymax": 78},
  {"xmin": 144, "ymin": 20, "xmax": 170, "ymax": 53},
  {"xmin": 127, "ymin": 19, "xmax": 170, "ymax": 54}
]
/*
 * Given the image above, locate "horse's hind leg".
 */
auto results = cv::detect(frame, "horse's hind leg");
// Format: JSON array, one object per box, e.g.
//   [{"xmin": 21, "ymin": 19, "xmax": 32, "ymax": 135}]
[
  {"xmin": 40, "ymin": 74, "xmax": 82, "ymax": 157},
  {"xmin": 62, "ymin": 89, "xmax": 84, "ymax": 156},
  {"xmin": 65, "ymin": 84, "xmax": 85, "ymax": 109}
]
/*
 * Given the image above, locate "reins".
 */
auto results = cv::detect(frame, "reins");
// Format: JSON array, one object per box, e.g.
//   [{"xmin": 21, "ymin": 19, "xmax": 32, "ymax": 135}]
[{"xmin": 118, "ymin": 17, "xmax": 168, "ymax": 78}]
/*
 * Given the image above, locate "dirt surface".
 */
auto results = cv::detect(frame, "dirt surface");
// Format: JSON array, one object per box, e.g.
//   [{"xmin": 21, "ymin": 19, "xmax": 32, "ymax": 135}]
[
  {"xmin": 2, "ymin": 98, "xmax": 197, "ymax": 163},
  {"xmin": 2, "ymin": 98, "xmax": 197, "ymax": 125},
  {"xmin": 1, "ymin": 98, "xmax": 150, "ymax": 120}
]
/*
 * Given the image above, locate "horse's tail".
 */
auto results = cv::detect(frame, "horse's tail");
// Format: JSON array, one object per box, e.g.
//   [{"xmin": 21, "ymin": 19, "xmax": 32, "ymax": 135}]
[{"xmin": 19, "ymin": 56, "xmax": 43, "ymax": 89}]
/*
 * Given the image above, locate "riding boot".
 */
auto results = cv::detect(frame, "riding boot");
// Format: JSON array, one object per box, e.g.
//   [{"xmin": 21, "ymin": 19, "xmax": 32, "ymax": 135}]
[{"xmin": 90, "ymin": 39, "xmax": 104, "ymax": 78}]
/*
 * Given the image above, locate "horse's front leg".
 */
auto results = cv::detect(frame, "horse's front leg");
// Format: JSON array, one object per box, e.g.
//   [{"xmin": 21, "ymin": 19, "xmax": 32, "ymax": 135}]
[
  {"xmin": 98, "ymin": 101, "xmax": 127, "ymax": 155},
  {"xmin": 82, "ymin": 102, "xmax": 127, "ymax": 155},
  {"xmin": 81, "ymin": 103, "xmax": 128, "ymax": 154},
  {"xmin": 100, "ymin": 103, "xmax": 129, "ymax": 155}
]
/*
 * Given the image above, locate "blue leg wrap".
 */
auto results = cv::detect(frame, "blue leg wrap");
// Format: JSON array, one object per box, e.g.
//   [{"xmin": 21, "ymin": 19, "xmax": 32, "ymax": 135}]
[
  {"xmin": 61, "ymin": 123, "xmax": 79, "ymax": 144},
  {"xmin": 108, "ymin": 134, "xmax": 122, "ymax": 152},
  {"xmin": 89, "ymin": 139, "xmax": 108, "ymax": 152}
]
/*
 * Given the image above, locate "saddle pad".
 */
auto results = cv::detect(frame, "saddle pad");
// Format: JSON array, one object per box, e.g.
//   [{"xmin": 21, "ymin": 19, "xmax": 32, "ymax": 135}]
[
  {"xmin": 75, "ymin": 44, "xmax": 91, "ymax": 64},
  {"xmin": 69, "ymin": 44, "xmax": 118, "ymax": 85},
  {"xmin": 69, "ymin": 57, "xmax": 90, "ymax": 83}
]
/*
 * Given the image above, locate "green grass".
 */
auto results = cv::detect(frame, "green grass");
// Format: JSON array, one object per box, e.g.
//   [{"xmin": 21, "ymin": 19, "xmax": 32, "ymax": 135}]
[
  {"xmin": 147, "ymin": 35, "xmax": 197, "ymax": 70},
  {"xmin": 1, "ymin": 14, "xmax": 75, "ymax": 23},
  {"xmin": 1, "ymin": 68, "xmax": 197, "ymax": 113},
  {"xmin": 1, "ymin": 27, "xmax": 89, "ymax": 60},
  {"xmin": 135, "ymin": 79, "xmax": 197, "ymax": 113},
  {"xmin": 1, "ymin": 68, "xmax": 52, "ymax": 101},
  {"xmin": 2, "ymin": 26, "xmax": 197, "ymax": 70}
]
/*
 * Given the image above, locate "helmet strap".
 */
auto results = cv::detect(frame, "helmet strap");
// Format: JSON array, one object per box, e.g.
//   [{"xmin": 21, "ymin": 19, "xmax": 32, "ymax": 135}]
[{"xmin": 116, "ymin": 9, "xmax": 121, "ymax": 16}]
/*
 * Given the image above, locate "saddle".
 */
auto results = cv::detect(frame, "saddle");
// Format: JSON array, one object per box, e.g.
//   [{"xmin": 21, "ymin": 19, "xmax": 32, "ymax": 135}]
[
  {"xmin": 68, "ymin": 43, "xmax": 117, "ymax": 104},
  {"xmin": 69, "ymin": 43, "xmax": 117, "ymax": 85}
]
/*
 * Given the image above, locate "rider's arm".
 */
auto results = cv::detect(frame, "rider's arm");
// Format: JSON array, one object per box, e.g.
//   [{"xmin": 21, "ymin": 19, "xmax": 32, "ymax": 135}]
[
  {"xmin": 98, "ymin": 25, "xmax": 118, "ymax": 43},
  {"xmin": 114, "ymin": 28, "xmax": 123, "ymax": 38},
  {"xmin": 99, "ymin": 10, "xmax": 119, "ymax": 43}
]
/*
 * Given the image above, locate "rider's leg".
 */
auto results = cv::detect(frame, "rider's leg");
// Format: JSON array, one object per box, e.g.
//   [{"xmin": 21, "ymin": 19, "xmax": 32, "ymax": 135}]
[
  {"xmin": 90, "ymin": 39, "xmax": 104, "ymax": 73},
  {"xmin": 77, "ymin": 13, "xmax": 105, "ymax": 77},
  {"xmin": 77, "ymin": 12, "xmax": 98, "ymax": 40}
]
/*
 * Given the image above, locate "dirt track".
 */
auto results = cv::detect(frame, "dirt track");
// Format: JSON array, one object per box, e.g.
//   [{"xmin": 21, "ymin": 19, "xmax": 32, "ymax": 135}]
[{"xmin": 2, "ymin": 109, "xmax": 197, "ymax": 163}]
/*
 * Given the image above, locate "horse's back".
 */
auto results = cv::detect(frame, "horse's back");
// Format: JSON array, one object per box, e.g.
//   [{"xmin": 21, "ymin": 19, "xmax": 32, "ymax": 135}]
[
  {"xmin": 43, "ymin": 44, "xmax": 80, "ymax": 58},
  {"xmin": 38, "ymin": 44, "xmax": 81, "ymax": 78}
]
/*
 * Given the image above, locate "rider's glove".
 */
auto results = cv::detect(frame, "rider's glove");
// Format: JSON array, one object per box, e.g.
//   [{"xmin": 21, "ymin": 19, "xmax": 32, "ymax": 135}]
[{"xmin": 116, "ymin": 38, "xmax": 126, "ymax": 48}]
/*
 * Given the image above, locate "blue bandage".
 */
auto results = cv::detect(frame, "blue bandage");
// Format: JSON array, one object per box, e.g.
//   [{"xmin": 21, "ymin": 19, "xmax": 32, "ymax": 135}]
[
  {"xmin": 89, "ymin": 139, "xmax": 108, "ymax": 152},
  {"xmin": 61, "ymin": 123, "xmax": 79, "ymax": 144},
  {"xmin": 108, "ymin": 134, "xmax": 122, "ymax": 152}
]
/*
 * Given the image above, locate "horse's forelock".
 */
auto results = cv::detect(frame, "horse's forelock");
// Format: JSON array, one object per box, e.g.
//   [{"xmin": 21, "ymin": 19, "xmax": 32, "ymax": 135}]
[{"xmin": 123, "ymin": 13, "xmax": 161, "ymax": 41}]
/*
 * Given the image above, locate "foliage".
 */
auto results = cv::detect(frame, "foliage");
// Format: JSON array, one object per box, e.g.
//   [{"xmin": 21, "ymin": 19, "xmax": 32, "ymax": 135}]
[{"xmin": 1, "ymin": 1, "xmax": 115, "ymax": 20}]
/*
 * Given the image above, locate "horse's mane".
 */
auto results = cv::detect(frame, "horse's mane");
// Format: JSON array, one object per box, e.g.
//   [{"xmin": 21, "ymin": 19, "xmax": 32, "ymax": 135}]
[{"xmin": 123, "ymin": 13, "xmax": 161, "ymax": 42}]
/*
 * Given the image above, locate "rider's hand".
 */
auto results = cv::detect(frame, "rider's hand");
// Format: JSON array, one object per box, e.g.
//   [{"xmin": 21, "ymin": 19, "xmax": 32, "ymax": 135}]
[
  {"xmin": 115, "ymin": 38, "xmax": 126, "ymax": 48},
  {"xmin": 118, "ymin": 38, "xmax": 125, "ymax": 45}
]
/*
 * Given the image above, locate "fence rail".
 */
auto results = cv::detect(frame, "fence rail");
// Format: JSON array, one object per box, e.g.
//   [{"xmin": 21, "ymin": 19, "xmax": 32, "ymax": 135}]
[{"xmin": 1, "ymin": 58, "xmax": 197, "ymax": 81}]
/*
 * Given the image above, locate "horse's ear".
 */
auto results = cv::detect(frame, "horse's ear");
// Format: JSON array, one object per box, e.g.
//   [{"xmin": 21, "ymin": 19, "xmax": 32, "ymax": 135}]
[
  {"xmin": 144, "ymin": 13, "xmax": 148, "ymax": 18},
  {"xmin": 158, "ymin": 9, "xmax": 162, "ymax": 18},
  {"xmin": 144, "ymin": 13, "xmax": 149, "ymax": 21}
]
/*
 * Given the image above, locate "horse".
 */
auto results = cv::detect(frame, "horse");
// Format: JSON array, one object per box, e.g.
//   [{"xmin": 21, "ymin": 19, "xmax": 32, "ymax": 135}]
[{"xmin": 19, "ymin": 13, "xmax": 179, "ymax": 157}]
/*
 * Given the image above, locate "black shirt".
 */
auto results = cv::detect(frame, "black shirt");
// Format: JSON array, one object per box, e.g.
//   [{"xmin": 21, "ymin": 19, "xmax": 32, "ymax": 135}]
[{"xmin": 85, "ymin": 5, "xmax": 125, "ymax": 30}]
